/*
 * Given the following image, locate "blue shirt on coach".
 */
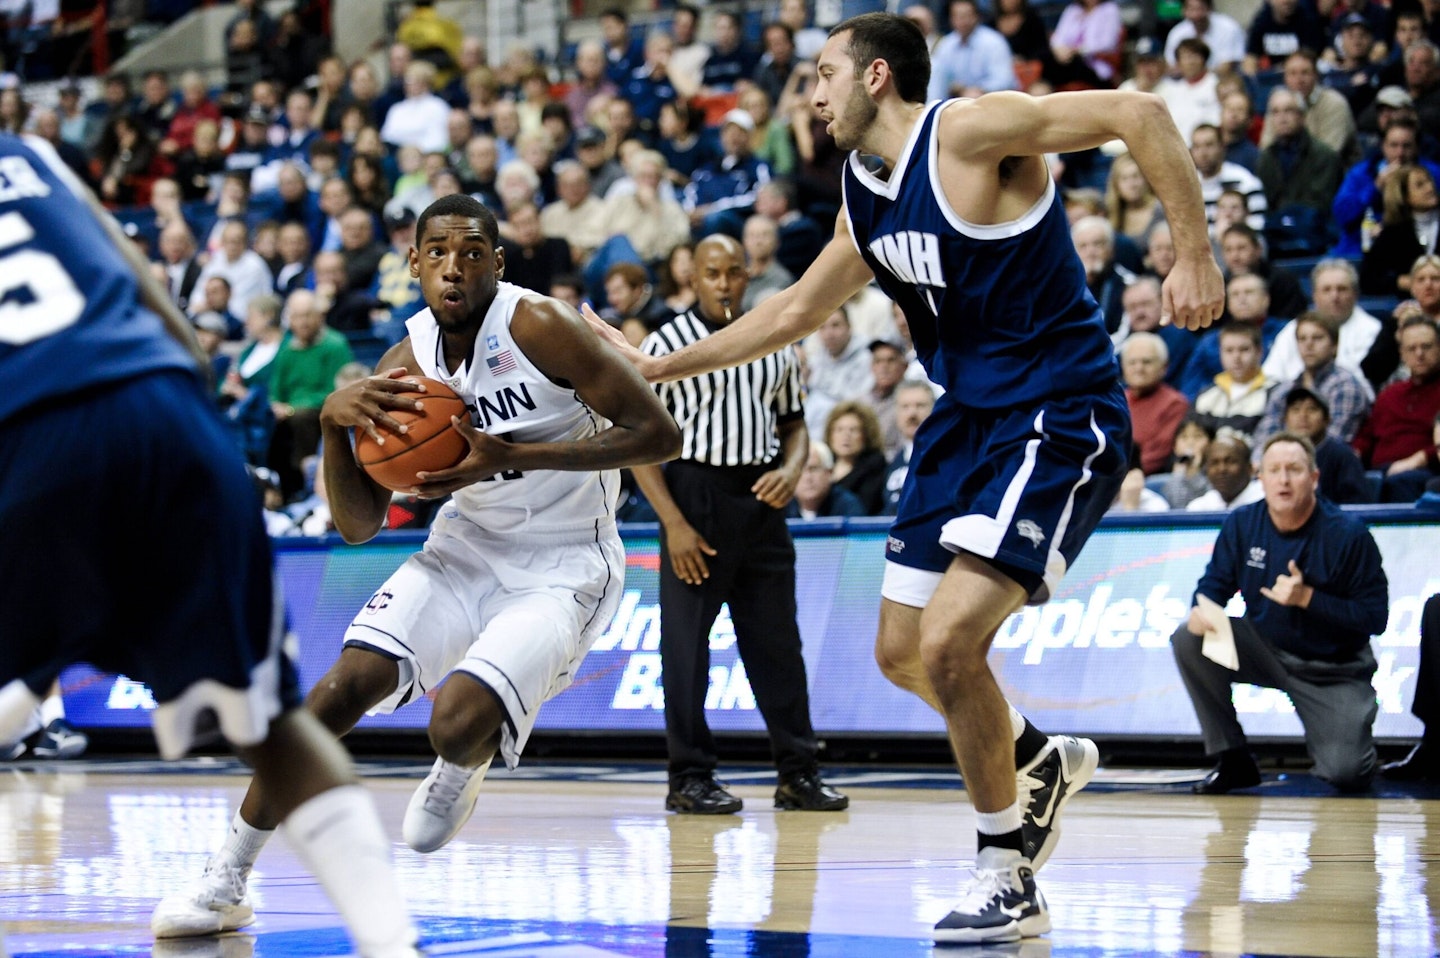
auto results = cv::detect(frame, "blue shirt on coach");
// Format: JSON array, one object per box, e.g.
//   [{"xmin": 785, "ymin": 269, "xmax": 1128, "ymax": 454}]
[{"xmin": 1193, "ymin": 497, "xmax": 1388, "ymax": 660}]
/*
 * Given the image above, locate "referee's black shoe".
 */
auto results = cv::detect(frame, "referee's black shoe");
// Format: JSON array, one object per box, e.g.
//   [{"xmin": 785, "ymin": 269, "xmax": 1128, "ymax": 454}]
[
  {"xmin": 775, "ymin": 768, "xmax": 849, "ymax": 811},
  {"xmin": 667, "ymin": 774, "xmax": 743, "ymax": 814},
  {"xmin": 1193, "ymin": 749, "xmax": 1262, "ymax": 794}
]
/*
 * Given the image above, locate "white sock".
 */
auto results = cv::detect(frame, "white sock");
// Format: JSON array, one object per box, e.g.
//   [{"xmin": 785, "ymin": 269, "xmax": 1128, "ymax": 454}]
[
  {"xmin": 285, "ymin": 785, "xmax": 418, "ymax": 957},
  {"xmin": 975, "ymin": 803, "xmax": 1024, "ymax": 836},
  {"xmin": 219, "ymin": 810, "xmax": 273, "ymax": 876},
  {"xmin": 0, "ymin": 680, "xmax": 41, "ymax": 746},
  {"xmin": 1008, "ymin": 705, "xmax": 1025, "ymax": 741},
  {"xmin": 38, "ymin": 694, "xmax": 64, "ymax": 728}
]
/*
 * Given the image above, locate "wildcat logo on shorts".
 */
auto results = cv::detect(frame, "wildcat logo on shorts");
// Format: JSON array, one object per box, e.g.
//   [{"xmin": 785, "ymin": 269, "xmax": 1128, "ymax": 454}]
[
  {"xmin": 364, "ymin": 589, "xmax": 393, "ymax": 614},
  {"xmin": 1015, "ymin": 519, "xmax": 1046, "ymax": 548}
]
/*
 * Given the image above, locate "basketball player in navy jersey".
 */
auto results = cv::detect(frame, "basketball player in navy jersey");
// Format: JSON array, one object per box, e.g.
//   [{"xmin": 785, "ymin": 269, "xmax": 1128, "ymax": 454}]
[
  {"xmin": 586, "ymin": 12, "xmax": 1225, "ymax": 944},
  {"xmin": 0, "ymin": 133, "xmax": 425, "ymax": 956},
  {"xmin": 154, "ymin": 193, "xmax": 681, "ymax": 938}
]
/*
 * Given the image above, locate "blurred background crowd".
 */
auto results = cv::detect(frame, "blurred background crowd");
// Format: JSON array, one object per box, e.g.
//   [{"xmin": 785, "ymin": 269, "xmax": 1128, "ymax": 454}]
[{"xmin": 4, "ymin": 0, "xmax": 1438, "ymax": 529}]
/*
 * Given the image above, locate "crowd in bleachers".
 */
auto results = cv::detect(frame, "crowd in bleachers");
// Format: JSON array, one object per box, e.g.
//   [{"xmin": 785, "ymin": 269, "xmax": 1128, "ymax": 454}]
[{"xmin": 5, "ymin": 0, "xmax": 1439, "ymax": 528}]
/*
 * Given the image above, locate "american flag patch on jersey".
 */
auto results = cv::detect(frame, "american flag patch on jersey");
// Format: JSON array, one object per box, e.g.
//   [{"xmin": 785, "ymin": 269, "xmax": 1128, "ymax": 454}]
[{"xmin": 486, "ymin": 349, "xmax": 517, "ymax": 374}]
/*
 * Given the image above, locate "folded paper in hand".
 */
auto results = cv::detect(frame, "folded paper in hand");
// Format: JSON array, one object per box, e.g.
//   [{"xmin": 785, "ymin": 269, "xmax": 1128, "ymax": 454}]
[{"xmin": 1197, "ymin": 594, "xmax": 1239, "ymax": 671}]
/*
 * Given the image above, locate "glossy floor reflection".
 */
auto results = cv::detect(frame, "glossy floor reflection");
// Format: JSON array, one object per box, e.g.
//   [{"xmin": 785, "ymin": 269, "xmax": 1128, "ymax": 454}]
[{"xmin": 2, "ymin": 764, "xmax": 1437, "ymax": 957}]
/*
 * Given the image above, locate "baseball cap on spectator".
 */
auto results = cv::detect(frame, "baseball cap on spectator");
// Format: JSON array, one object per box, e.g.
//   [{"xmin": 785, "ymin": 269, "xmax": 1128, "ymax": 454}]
[
  {"xmin": 574, "ymin": 125, "xmax": 607, "ymax": 148},
  {"xmin": 1338, "ymin": 12, "xmax": 1372, "ymax": 31},
  {"xmin": 869, "ymin": 337, "xmax": 906, "ymax": 355},
  {"xmin": 1132, "ymin": 37, "xmax": 1162, "ymax": 62},
  {"xmin": 1283, "ymin": 385, "xmax": 1330, "ymax": 416},
  {"xmin": 1375, "ymin": 86, "xmax": 1414, "ymax": 110},
  {"xmin": 193, "ymin": 312, "xmax": 230, "ymax": 336},
  {"xmin": 721, "ymin": 108, "xmax": 755, "ymax": 132},
  {"xmin": 384, "ymin": 207, "xmax": 416, "ymax": 232}
]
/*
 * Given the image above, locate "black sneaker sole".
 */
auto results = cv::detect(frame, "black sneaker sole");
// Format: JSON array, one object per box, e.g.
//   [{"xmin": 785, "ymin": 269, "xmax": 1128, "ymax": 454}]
[
  {"xmin": 773, "ymin": 793, "xmax": 850, "ymax": 811},
  {"xmin": 665, "ymin": 796, "xmax": 743, "ymax": 814}
]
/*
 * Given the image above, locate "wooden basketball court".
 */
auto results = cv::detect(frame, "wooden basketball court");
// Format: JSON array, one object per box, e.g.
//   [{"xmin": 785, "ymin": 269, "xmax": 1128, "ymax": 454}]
[{"xmin": 3, "ymin": 758, "xmax": 1435, "ymax": 956}]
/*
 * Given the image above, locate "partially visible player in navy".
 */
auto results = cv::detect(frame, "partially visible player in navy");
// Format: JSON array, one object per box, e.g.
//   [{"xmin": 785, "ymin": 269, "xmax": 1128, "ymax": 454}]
[
  {"xmin": 0, "ymin": 132, "xmax": 424, "ymax": 957},
  {"xmin": 585, "ymin": 12, "xmax": 1225, "ymax": 945}
]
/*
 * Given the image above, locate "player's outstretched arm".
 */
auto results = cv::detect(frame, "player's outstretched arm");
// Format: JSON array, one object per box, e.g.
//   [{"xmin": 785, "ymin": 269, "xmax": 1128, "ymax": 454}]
[
  {"xmin": 319, "ymin": 341, "xmax": 425, "ymax": 543},
  {"xmin": 592, "ymin": 219, "xmax": 874, "ymax": 384},
  {"xmin": 410, "ymin": 297, "xmax": 681, "ymax": 499},
  {"xmin": 948, "ymin": 90, "xmax": 1224, "ymax": 330}
]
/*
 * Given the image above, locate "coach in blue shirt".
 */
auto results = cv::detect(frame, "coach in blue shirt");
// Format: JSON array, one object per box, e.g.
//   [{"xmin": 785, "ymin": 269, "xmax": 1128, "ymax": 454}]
[{"xmin": 1171, "ymin": 431, "xmax": 1389, "ymax": 795}]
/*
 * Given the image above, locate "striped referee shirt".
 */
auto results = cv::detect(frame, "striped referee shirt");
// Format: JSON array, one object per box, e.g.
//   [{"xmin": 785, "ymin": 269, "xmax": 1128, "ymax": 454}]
[{"xmin": 641, "ymin": 310, "xmax": 805, "ymax": 467}]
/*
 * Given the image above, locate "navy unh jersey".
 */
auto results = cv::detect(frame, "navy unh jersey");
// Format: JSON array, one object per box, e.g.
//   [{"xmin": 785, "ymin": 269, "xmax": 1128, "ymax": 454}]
[
  {"xmin": 0, "ymin": 134, "xmax": 194, "ymax": 423},
  {"xmin": 842, "ymin": 101, "xmax": 1117, "ymax": 409}
]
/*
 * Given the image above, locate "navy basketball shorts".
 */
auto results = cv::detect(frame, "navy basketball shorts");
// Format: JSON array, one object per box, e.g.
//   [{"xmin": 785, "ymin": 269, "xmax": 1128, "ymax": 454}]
[
  {"xmin": 884, "ymin": 382, "xmax": 1130, "ymax": 607},
  {"xmin": 0, "ymin": 370, "xmax": 299, "ymax": 758}
]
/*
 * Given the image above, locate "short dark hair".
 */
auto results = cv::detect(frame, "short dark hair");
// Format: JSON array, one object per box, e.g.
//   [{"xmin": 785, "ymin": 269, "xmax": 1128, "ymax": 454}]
[
  {"xmin": 1295, "ymin": 310, "xmax": 1339, "ymax": 345},
  {"xmin": 1176, "ymin": 38, "xmax": 1212, "ymax": 62},
  {"xmin": 416, "ymin": 193, "xmax": 499, "ymax": 245},
  {"xmin": 1218, "ymin": 321, "xmax": 1262, "ymax": 348},
  {"xmin": 831, "ymin": 12, "xmax": 930, "ymax": 105},
  {"xmin": 1221, "ymin": 223, "xmax": 1261, "ymax": 247}
]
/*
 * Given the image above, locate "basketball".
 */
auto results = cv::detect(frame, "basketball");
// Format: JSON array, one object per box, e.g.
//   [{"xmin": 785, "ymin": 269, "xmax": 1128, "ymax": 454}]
[{"xmin": 354, "ymin": 377, "xmax": 470, "ymax": 492}]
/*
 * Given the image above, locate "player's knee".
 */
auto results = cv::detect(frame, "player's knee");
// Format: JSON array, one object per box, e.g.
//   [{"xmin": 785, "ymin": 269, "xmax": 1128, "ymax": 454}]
[
  {"xmin": 874, "ymin": 635, "xmax": 920, "ymax": 689},
  {"xmin": 917, "ymin": 631, "xmax": 985, "ymax": 689},
  {"xmin": 1170, "ymin": 624, "xmax": 1203, "ymax": 668},
  {"xmin": 304, "ymin": 648, "xmax": 399, "ymax": 733},
  {"xmin": 427, "ymin": 675, "xmax": 504, "ymax": 764}
]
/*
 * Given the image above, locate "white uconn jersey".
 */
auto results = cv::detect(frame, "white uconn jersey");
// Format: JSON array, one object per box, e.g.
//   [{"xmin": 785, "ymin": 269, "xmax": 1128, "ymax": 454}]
[{"xmin": 405, "ymin": 282, "xmax": 619, "ymax": 538}]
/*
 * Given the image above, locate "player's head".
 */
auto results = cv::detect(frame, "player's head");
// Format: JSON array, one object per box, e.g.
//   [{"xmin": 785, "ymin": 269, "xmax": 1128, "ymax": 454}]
[
  {"xmin": 818, "ymin": 13, "xmax": 929, "ymax": 150},
  {"xmin": 411, "ymin": 194, "xmax": 504, "ymax": 333},
  {"xmin": 693, "ymin": 234, "xmax": 749, "ymax": 326}
]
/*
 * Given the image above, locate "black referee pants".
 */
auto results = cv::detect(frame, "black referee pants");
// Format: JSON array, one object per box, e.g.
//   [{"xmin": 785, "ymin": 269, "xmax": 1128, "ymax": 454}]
[{"xmin": 659, "ymin": 460, "xmax": 820, "ymax": 780}]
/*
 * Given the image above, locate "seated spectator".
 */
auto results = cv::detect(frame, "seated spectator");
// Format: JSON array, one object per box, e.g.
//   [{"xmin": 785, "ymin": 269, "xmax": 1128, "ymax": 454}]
[
  {"xmin": 1192, "ymin": 124, "xmax": 1266, "ymax": 231},
  {"xmin": 1164, "ymin": 0, "xmax": 1246, "ymax": 74},
  {"xmin": 1361, "ymin": 165, "xmax": 1439, "ymax": 296},
  {"xmin": 1323, "ymin": 14, "xmax": 1382, "ymax": 118},
  {"xmin": 1179, "ymin": 272, "xmax": 1290, "ymax": 399},
  {"xmin": 251, "ymin": 163, "xmax": 324, "ymax": 251},
  {"xmin": 95, "ymin": 113, "xmax": 158, "ymax": 207},
  {"xmin": 752, "ymin": 22, "xmax": 802, "ymax": 119},
  {"xmin": 171, "ymin": 118, "xmax": 227, "ymax": 203},
  {"xmin": 699, "ymin": 10, "xmax": 760, "ymax": 95},
  {"xmin": 755, "ymin": 179, "xmax": 824, "ymax": 281},
  {"xmin": 1192, "ymin": 324, "xmax": 1277, "ymax": 444},
  {"xmin": 273, "ymin": 222, "xmax": 313, "ymax": 297},
  {"xmin": 1123, "ymin": 332, "xmax": 1190, "ymax": 475},
  {"xmin": 500, "ymin": 202, "xmax": 572, "ymax": 296},
  {"xmin": 1163, "ymin": 417, "xmax": 1216, "ymax": 508},
  {"xmin": 739, "ymin": 87, "xmax": 796, "ymax": 179},
  {"xmin": 1144, "ymin": 222, "xmax": 1177, "ymax": 281},
  {"xmin": 310, "ymin": 250, "xmax": 376, "ymax": 334},
  {"xmin": 824, "ymin": 401, "xmax": 888, "ymax": 516},
  {"xmin": 786, "ymin": 442, "xmax": 866, "ymax": 520},
  {"xmin": 1380, "ymin": 592, "xmax": 1440, "ymax": 783},
  {"xmin": 337, "ymin": 206, "xmax": 386, "ymax": 295},
  {"xmin": 380, "ymin": 62, "xmax": 451, "ymax": 154},
  {"xmin": 881, "ymin": 380, "xmax": 936, "ymax": 517},
  {"xmin": 264, "ymin": 89, "xmax": 320, "ymax": 170},
  {"xmin": 161, "ymin": 70, "xmax": 222, "ymax": 158},
  {"xmin": 566, "ymin": 40, "xmax": 618, "ymax": 129},
  {"xmin": 1072, "ymin": 216, "xmax": 1135, "ymax": 334},
  {"xmin": 219, "ymin": 293, "xmax": 286, "ymax": 464},
  {"xmin": 1048, "ymin": 0, "xmax": 1122, "ymax": 88},
  {"xmin": 602, "ymin": 262, "xmax": 673, "ymax": 346},
  {"xmin": 157, "ymin": 220, "xmax": 204, "ymax": 315},
  {"xmin": 865, "ymin": 338, "xmax": 911, "ymax": 458},
  {"xmin": 741, "ymin": 215, "xmax": 793, "ymax": 310},
  {"xmin": 1332, "ymin": 116, "xmax": 1438, "ymax": 257},
  {"xmin": 1257, "ymin": 88, "xmax": 1344, "ymax": 231},
  {"xmin": 806, "ymin": 306, "xmax": 874, "ymax": 437},
  {"xmin": 541, "ymin": 161, "xmax": 609, "ymax": 268},
  {"xmin": 1105, "ymin": 152, "xmax": 1166, "ymax": 252},
  {"xmin": 991, "ymin": 0, "xmax": 1052, "ymax": 69},
  {"xmin": 1115, "ymin": 277, "xmax": 1198, "ymax": 393},
  {"xmin": 266, "ymin": 289, "xmax": 356, "ymax": 500},
  {"xmin": 599, "ymin": 150, "xmax": 692, "ymax": 265},
  {"xmin": 194, "ymin": 220, "xmax": 275, "ymax": 321},
  {"xmin": 1244, "ymin": 0, "xmax": 1326, "ymax": 77},
  {"xmin": 659, "ymin": 243, "xmax": 697, "ymax": 316},
  {"xmin": 1281, "ymin": 385, "xmax": 1371, "ymax": 503},
  {"xmin": 1264, "ymin": 259, "xmax": 1383, "ymax": 385},
  {"xmin": 683, "ymin": 110, "xmax": 772, "ymax": 241},
  {"xmin": 1255, "ymin": 312, "xmax": 1373, "ymax": 447},
  {"xmin": 1218, "ymin": 89, "xmax": 1261, "ymax": 173},
  {"xmin": 1352, "ymin": 315, "xmax": 1440, "ymax": 501},
  {"xmin": 928, "ymin": 0, "xmax": 1018, "ymax": 100},
  {"xmin": 371, "ymin": 209, "xmax": 422, "ymax": 334},
  {"xmin": 1159, "ymin": 40, "xmax": 1223, "ymax": 145},
  {"xmin": 1187, "ymin": 435, "xmax": 1264, "ymax": 510},
  {"xmin": 1260, "ymin": 51, "xmax": 1358, "ymax": 164},
  {"xmin": 1172, "ymin": 432, "xmax": 1388, "ymax": 794},
  {"xmin": 1368, "ymin": 260, "xmax": 1440, "ymax": 385},
  {"xmin": 1109, "ymin": 455, "xmax": 1172, "ymax": 513}
]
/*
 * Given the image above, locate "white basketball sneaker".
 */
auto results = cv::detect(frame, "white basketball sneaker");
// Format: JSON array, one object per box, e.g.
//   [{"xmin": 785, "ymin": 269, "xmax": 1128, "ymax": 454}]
[
  {"xmin": 1016, "ymin": 734, "xmax": 1100, "ymax": 870},
  {"xmin": 150, "ymin": 856, "xmax": 254, "ymax": 938},
  {"xmin": 933, "ymin": 846, "xmax": 1050, "ymax": 944},
  {"xmin": 402, "ymin": 755, "xmax": 492, "ymax": 853}
]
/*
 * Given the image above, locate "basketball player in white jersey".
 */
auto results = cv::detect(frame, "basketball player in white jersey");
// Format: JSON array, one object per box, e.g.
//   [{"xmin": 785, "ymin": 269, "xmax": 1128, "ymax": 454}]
[{"xmin": 153, "ymin": 194, "xmax": 681, "ymax": 938}]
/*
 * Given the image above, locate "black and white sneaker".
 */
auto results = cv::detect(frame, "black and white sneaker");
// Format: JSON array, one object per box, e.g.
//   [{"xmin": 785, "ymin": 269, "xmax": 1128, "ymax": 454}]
[
  {"xmin": 30, "ymin": 719, "xmax": 88, "ymax": 759},
  {"xmin": 934, "ymin": 847, "xmax": 1050, "ymax": 944},
  {"xmin": 1016, "ymin": 734, "xmax": 1098, "ymax": 870}
]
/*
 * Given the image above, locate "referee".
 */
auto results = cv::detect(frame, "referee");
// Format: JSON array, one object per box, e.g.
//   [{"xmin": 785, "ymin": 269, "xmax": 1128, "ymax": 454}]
[{"xmin": 630, "ymin": 235, "xmax": 849, "ymax": 815}]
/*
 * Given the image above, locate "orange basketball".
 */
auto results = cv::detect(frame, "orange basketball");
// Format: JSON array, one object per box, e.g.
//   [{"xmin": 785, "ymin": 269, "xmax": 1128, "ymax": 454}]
[{"xmin": 354, "ymin": 377, "xmax": 470, "ymax": 492}]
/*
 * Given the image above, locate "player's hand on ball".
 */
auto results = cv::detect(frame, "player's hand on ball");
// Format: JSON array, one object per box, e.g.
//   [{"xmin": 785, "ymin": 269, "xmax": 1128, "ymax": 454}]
[
  {"xmin": 410, "ymin": 416, "xmax": 513, "ymax": 499},
  {"xmin": 321, "ymin": 367, "xmax": 427, "ymax": 445}
]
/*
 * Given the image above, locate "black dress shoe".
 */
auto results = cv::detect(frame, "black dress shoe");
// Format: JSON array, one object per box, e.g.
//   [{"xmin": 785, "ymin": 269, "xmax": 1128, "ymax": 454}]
[
  {"xmin": 666, "ymin": 774, "xmax": 743, "ymax": 814},
  {"xmin": 1193, "ymin": 752, "xmax": 1262, "ymax": 794},
  {"xmin": 775, "ymin": 768, "xmax": 850, "ymax": 811},
  {"xmin": 1381, "ymin": 743, "xmax": 1440, "ymax": 782}
]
